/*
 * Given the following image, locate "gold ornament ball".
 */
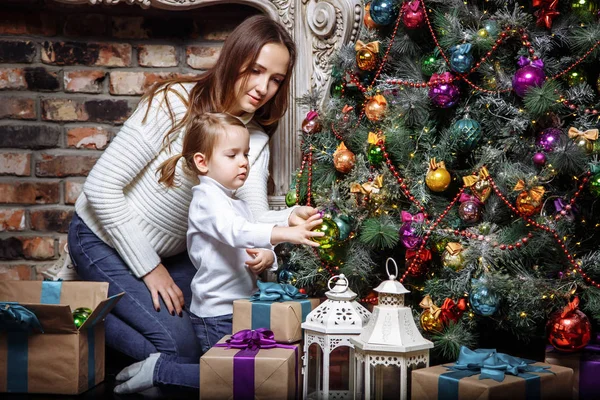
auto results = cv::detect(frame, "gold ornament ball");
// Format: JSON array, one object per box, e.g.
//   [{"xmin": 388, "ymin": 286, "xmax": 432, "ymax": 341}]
[
  {"xmin": 426, "ymin": 167, "xmax": 451, "ymax": 192},
  {"xmin": 365, "ymin": 97, "xmax": 387, "ymax": 121},
  {"xmin": 442, "ymin": 249, "xmax": 465, "ymax": 271},
  {"xmin": 477, "ymin": 28, "xmax": 489, "ymax": 38},
  {"xmin": 420, "ymin": 310, "xmax": 444, "ymax": 333},
  {"xmin": 515, "ymin": 191, "xmax": 542, "ymax": 217},
  {"xmin": 574, "ymin": 137, "xmax": 594, "ymax": 154},
  {"xmin": 301, "ymin": 118, "xmax": 322, "ymax": 135},
  {"xmin": 311, "ymin": 217, "xmax": 340, "ymax": 249},
  {"xmin": 333, "ymin": 148, "xmax": 356, "ymax": 173},
  {"xmin": 356, "ymin": 48, "xmax": 377, "ymax": 71}
]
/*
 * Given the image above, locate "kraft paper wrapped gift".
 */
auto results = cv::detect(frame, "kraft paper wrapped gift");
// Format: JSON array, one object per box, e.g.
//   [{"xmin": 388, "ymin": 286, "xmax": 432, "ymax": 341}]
[
  {"xmin": 545, "ymin": 341, "xmax": 600, "ymax": 400},
  {"xmin": 199, "ymin": 329, "xmax": 300, "ymax": 399},
  {"xmin": 0, "ymin": 281, "xmax": 123, "ymax": 394},
  {"xmin": 232, "ymin": 281, "xmax": 320, "ymax": 343},
  {"xmin": 411, "ymin": 347, "xmax": 573, "ymax": 400}
]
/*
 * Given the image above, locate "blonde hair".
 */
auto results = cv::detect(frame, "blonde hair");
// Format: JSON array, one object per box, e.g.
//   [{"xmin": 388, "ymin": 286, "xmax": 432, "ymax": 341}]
[
  {"xmin": 142, "ymin": 15, "xmax": 296, "ymax": 147},
  {"xmin": 157, "ymin": 113, "xmax": 246, "ymax": 187}
]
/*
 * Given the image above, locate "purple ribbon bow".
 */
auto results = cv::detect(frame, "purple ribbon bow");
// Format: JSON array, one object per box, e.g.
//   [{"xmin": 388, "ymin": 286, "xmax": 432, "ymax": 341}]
[
  {"xmin": 215, "ymin": 329, "xmax": 299, "ymax": 399},
  {"xmin": 517, "ymin": 56, "xmax": 544, "ymax": 69},
  {"xmin": 459, "ymin": 193, "xmax": 482, "ymax": 205},
  {"xmin": 401, "ymin": 211, "xmax": 425, "ymax": 224}
]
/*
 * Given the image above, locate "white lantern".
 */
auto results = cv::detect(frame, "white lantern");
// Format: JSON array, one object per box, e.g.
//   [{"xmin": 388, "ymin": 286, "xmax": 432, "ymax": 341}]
[
  {"xmin": 350, "ymin": 258, "xmax": 433, "ymax": 400},
  {"xmin": 302, "ymin": 274, "xmax": 371, "ymax": 399}
]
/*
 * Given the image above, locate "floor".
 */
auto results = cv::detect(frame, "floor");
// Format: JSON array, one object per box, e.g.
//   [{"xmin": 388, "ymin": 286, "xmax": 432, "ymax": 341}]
[{"xmin": 3, "ymin": 349, "xmax": 198, "ymax": 400}]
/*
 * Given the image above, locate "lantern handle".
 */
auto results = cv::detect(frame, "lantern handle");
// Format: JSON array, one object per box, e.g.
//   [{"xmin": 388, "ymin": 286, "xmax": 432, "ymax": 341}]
[
  {"xmin": 386, "ymin": 258, "xmax": 398, "ymax": 280},
  {"xmin": 328, "ymin": 274, "xmax": 348, "ymax": 292}
]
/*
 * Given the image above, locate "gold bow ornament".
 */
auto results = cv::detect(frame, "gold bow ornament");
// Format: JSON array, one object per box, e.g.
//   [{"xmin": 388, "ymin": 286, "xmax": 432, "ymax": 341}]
[
  {"xmin": 355, "ymin": 40, "xmax": 380, "ymax": 71},
  {"xmin": 462, "ymin": 166, "xmax": 491, "ymax": 202},
  {"xmin": 367, "ymin": 131, "xmax": 385, "ymax": 145},
  {"xmin": 568, "ymin": 127, "xmax": 599, "ymax": 154},
  {"xmin": 351, "ymin": 174, "xmax": 383, "ymax": 195},
  {"xmin": 419, "ymin": 295, "xmax": 444, "ymax": 332},
  {"xmin": 513, "ymin": 179, "xmax": 545, "ymax": 217}
]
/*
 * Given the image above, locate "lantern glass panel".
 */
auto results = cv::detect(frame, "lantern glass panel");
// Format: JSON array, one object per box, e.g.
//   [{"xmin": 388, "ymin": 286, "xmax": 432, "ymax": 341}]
[
  {"xmin": 306, "ymin": 343, "xmax": 323, "ymax": 398},
  {"xmin": 368, "ymin": 364, "xmax": 401, "ymax": 400},
  {"xmin": 329, "ymin": 346, "xmax": 351, "ymax": 391}
]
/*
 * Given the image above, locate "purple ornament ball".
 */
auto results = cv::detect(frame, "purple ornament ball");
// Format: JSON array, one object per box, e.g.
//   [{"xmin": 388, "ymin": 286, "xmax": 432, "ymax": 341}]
[
  {"xmin": 428, "ymin": 82, "xmax": 460, "ymax": 108},
  {"xmin": 512, "ymin": 65, "xmax": 546, "ymax": 97},
  {"xmin": 533, "ymin": 152, "xmax": 547, "ymax": 166},
  {"xmin": 399, "ymin": 223, "xmax": 423, "ymax": 250},
  {"xmin": 536, "ymin": 128, "xmax": 562, "ymax": 152}
]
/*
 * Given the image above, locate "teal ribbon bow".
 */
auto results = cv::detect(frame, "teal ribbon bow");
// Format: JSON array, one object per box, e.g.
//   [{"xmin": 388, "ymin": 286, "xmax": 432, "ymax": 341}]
[
  {"xmin": 250, "ymin": 280, "xmax": 308, "ymax": 302},
  {"xmin": 0, "ymin": 303, "xmax": 43, "ymax": 333},
  {"xmin": 448, "ymin": 346, "xmax": 553, "ymax": 382}
]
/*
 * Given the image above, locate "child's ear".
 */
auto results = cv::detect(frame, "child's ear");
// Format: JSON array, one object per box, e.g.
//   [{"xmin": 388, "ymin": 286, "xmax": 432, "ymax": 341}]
[{"xmin": 193, "ymin": 152, "xmax": 209, "ymax": 174}]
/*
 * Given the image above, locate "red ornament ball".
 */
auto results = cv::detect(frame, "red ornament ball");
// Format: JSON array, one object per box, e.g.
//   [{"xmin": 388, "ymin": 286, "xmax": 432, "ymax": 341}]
[{"xmin": 547, "ymin": 306, "xmax": 592, "ymax": 352}]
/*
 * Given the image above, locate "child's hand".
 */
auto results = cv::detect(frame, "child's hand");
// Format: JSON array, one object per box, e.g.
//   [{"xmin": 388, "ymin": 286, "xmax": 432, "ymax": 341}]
[
  {"xmin": 245, "ymin": 249, "xmax": 275, "ymax": 275},
  {"xmin": 273, "ymin": 213, "xmax": 324, "ymax": 247},
  {"xmin": 288, "ymin": 206, "xmax": 320, "ymax": 226}
]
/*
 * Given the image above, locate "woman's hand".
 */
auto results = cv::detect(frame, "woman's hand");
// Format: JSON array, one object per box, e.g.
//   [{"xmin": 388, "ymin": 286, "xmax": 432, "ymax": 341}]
[
  {"xmin": 142, "ymin": 263, "xmax": 185, "ymax": 316},
  {"xmin": 288, "ymin": 206, "xmax": 320, "ymax": 227}
]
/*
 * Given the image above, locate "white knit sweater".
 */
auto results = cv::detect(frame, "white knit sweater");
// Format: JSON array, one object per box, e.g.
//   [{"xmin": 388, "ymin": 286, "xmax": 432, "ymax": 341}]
[{"xmin": 75, "ymin": 82, "xmax": 294, "ymax": 278}]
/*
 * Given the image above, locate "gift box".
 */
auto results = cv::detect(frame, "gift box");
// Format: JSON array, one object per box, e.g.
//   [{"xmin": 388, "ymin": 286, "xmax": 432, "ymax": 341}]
[
  {"xmin": 411, "ymin": 347, "xmax": 573, "ymax": 400},
  {"xmin": 200, "ymin": 329, "xmax": 300, "ymax": 399},
  {"xmin": 232, "ymin": 281, "xmax": 320, "ymax": 343},
  {"xmin": 545, "ymin": 340, "xmax": 600, "ymax": 400},
  {"xmin": 0, "ymin": 281, "xmax": 123, "ymax": 394}
]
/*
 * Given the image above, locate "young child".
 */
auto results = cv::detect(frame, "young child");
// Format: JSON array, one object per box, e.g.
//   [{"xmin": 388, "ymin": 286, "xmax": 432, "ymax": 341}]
[{"xmin": 158, "ymin": 112, "xmax": 323, "ymax": 352}]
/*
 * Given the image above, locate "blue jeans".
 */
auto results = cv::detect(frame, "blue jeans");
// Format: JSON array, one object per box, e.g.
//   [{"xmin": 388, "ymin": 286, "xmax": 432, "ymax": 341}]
[
  {"xmin": 190, "ymin": 313, "xmax": 233, "ymax": 354},
  {"xmin": 68, "ymin": 212, "xmax": 201, "ymax": 389}
]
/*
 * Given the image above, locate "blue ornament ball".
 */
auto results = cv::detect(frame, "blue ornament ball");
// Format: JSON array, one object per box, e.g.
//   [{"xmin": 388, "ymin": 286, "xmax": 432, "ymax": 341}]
[
  {"xmin": 449, "ymin": 44, "xmax": 473, "ymax": 74},
  {"xmin": 483, "ymin": 20, "xmax": 499, "ymax": 36},
  {"xmin": 370, "ymin": 0, "xmax": 396, "ymax": 26},
  {"xmin": 277, "ymin": 269, "xmax": 295, "ymax": 284},
  {"xmin": 451, "ymin": 117, "xmax": 482, "ymax": 151},
  {"xmin": 469, "ymin": 285, "xmax": 499, "ymax": 316},
  {"xmin": 333, "ymin": 214, "xmax": 352, "ymax": 241}
]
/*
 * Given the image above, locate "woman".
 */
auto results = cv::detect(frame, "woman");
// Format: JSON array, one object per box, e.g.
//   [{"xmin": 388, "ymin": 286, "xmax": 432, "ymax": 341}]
[{"xmin": 67, "ymin": 15, "xmax": 314, "ymax": 393}]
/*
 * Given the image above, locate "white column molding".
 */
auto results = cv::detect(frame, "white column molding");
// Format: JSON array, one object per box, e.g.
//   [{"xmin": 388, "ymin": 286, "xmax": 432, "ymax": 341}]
[{"xmin": 55, "ymin": 0, "xmax": 362, "ymax": 202}]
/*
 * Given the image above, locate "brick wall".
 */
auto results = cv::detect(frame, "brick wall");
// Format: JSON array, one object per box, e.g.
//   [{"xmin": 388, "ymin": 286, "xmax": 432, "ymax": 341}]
[{"xmin": 0, "ymin": 0, "xmax": 259, "ymax": 279}]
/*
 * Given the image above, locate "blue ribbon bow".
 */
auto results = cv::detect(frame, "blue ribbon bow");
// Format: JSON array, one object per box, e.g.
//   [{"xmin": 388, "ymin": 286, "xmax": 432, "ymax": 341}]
[
  {"xmin": 250, "ymin": 280, "xmax": 308, "ymax": 302},
  {"xmin": 448, "ymin": 346, "xmax": 552, "ymax": 382},
  {"xmin": 0, "ymin": 303, "xmax": 43, "ymax": 333}
]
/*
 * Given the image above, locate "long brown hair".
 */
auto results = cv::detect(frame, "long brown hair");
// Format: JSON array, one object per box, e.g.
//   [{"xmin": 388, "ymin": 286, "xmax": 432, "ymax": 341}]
[
  {"xmin": 157, "ymin": 113, "xmax": 246, "ymax": 187},
  {"xmin": 143, "ymin": 15, "xmax": 296, "ymax": 146}
]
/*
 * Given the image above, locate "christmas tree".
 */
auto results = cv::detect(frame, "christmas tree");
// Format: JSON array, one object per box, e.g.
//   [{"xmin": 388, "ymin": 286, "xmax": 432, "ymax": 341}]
[{"xmin": 281, "ymin": 0, "xmax": 600, "ymax": 359}]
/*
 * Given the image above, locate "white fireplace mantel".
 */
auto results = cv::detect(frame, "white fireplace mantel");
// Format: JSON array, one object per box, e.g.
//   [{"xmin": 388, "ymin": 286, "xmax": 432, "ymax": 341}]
[{"xmin": 55, "ymin": 0, "xmax": 362, "ymax": 208}]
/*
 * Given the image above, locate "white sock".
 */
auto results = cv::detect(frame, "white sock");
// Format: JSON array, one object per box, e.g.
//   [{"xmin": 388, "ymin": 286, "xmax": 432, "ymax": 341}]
[{"xmin": 114, "ymin": 353, "xmax": 160, "ymax": 394}]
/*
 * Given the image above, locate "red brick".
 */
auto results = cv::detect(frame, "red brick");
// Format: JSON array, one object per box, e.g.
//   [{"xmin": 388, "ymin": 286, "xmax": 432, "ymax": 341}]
[
  {"xmin": 35, "ymin": 154, "xmax": 98, "ymax": 177},
  {"xmin": 0, "ymin": 152, "xmax": 31, "ymax": 176},
  {"xmin": 84, "ymin": 99, "xmax": 130, "ymax": 123},
  {"xmin": 0, "ymin": 182, "xmax": 60, "ymax": 204},
  {"xmin": 138, "ymin": 45, "xmax": 177, "ymax": 67},
  {"xmin": 64, "ymin": 180, "xmax": 83, "ymax": 205},
  {"xmin": 0, "ymin": 97, "xmax": 36, "ymax": 119},
  {"xmin": 41, "ymin": 41, "xmax": 131, "ymax": 67},
  {"xmin": 23, "ymin": 67, "xmax": 60, "ymax": 91},
  {"xmin": 0, "ymin": 40, "xmax": 36, "ymax": 63},
  {"xmin": 63, "ymin": 14, "xmax": 108, "ymax": 37},
  {"xmin": 41, "ymin": 98, "xmax": 88, "ymax": 121},
  {"xmin": 64, "ymin": 70, "xmax": 105, "ymax": 93},
  {"xmin": 0, "ymin": 125, "xmax": 61, "ymax": 149},
  {"xmin": 22, "ymin": 236, "xmax": 55, "ymax": 260},
  {"xmin": 0, "ymin": 265, "xmax": 33, "ymax": 280},
  {"xmin": 111, "ymin": 16, "xmax": 149, "ymax": 39},
  {"xmin": 186, "ymin": 45, "xmax": 221, "ymax": 70},
  {"xmin": 97, "ymin": 43, "xmax": 132, "ymax": 67},
  {"xmin": 0, "ymin": 68, "xmax": 26, "ymax": 90},
  {"xmin": 0, "ymin": 209, "xmax": 27, "ymax": 232},
  {"xmin": 109, "ymin": 71, "xmax": 145, "ymax": 95},
  {"xmin": 66, "ymin": 126, "xmax": 111, "ymax": 149},
  {"xmin": 195, "ymin": 21, "xmax": 238, "ymax": 41},
  {"xmin": 30, "ymin": 209, "xmax": 73, "ymax": 233},
  {"xmin": 0, "ymin": 12, "xmax": 57, "ymax": 36}
]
